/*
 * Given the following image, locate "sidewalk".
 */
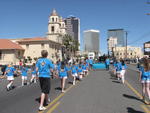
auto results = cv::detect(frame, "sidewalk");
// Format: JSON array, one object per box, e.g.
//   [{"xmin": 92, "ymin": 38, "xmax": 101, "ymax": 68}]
[{"xmin": 44, "ymin": 70, "xmax": 147, "ymax": 113}]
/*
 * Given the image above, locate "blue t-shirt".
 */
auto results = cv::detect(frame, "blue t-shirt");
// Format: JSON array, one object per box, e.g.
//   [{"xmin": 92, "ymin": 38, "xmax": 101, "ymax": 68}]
[
  {"xmin": 32, "ymin": 68, "xmax": 37, "ymax": 75},
  {"xmin": 77, "ymin": 67, "xmax": 83, "ymax": 73},
  {"xmin": 5, "ymin": 67, "xmax": 15, "ymax": 76},
  {"xmin": 121, "ymin": 64, "xmax": 127, "ymax": 70},
  {"xmin": 105, "ymin": 59, "xmax": 110, "ymax": 65},
  {"xmin": 139, "ymin": 66, "xmax": 150, "ymax": 78},
  {"xmin": 116, "ymin": 63, "xmax": 122, "ymax": 71},
  {"xmin": 89, "ymin": 59, "xmax": 93, "ymax": 65},
  {"xmin": 36, "ymin": 58, "xmax": 54, "ymax": 78},
  {"xmin": 71, "ymin": 66, "xmax": 77, "ymax": 74},
  {"xmin": 21, "ymin": 67, "xmax": 29, "ymax": 76},
  {"xmin": 59, "ymin": 68, "xmax": 68, "ymax": 77},
  {"xmin": 82, "ymin": 65, "xmax": 87, "ymax": 70}
]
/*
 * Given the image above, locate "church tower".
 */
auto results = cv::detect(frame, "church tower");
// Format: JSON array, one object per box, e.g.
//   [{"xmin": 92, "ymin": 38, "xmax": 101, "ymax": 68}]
[{"xmin": 47, "ymin": 9, "xmax": 66, "ymax": 43}]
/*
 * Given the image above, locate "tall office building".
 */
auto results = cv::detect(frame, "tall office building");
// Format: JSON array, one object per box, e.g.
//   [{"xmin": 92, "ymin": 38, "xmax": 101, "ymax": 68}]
[
  {"xmin": 107, "ymin": 29, "xmax": 125, "ymax": 55},
  {"xmin": 83, "ymin": 29, "xmax": 100, "ymax": 52},
  {"xmin": 64, "ymin": 16, "xmax": 80, "ymax": 49}
]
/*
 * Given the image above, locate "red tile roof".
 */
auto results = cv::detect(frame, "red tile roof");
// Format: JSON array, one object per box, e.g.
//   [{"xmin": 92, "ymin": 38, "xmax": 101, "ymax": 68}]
[
  {"xmin": 18, "ymin": 37, "xmax": 49, "ymax": 42},
  {"xmin": 0, "ymin": 39, "xmax": 24, "ymax": 50}
]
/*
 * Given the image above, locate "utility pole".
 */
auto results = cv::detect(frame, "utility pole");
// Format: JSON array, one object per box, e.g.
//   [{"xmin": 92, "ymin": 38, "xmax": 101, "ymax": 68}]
[{"xmin": 125, "ymin": 31, "xmax": 128, "ymax": 59}]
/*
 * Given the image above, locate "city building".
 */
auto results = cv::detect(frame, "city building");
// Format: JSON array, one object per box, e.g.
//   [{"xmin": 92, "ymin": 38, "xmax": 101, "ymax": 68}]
[
  {"xmin": 83, "ymin": 29, "xmax": 100, "ymax": 53},
  {"xmin": 107, "ymin": 29, "xmax": 126, "ymax": 55},
  {"xmin": 47, "ymin": 9, "xmax": 66, "ymax": 43},
  {"xmin": 64, "ymin": 16, "xmax": 80, "ymax": 49},
  {"xmin": 107, "ymin": 37, "xmax": 117, "ymax": 55},
  {"xmin": 113, "ymin": 46, "xmax": 143, "ymax": 59},
  {"xmin": 0, "ymin": 39, "xmax": 24, "ymax": 65},
  {"xmin": 144, "ymin": 41, "xmax": 150, "ymax": 56},
  {"xmin": 0, "ymin": 9, "xmax": 66, "ymax": 65}
]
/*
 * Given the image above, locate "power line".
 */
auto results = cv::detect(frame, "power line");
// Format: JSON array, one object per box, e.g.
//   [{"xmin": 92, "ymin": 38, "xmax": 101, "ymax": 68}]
[{"xmin": 128, "ymin": 32, "xmax": 150, "ymax": 45}]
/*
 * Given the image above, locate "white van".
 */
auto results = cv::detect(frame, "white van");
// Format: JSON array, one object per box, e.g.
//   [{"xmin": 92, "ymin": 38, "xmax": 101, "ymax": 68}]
[{"xmin": 88, "ymin": 52, "xmax": 95, "ymax": 59}]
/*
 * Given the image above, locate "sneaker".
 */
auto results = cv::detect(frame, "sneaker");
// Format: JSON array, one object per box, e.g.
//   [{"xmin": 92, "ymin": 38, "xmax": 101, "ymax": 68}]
[
  {"xmin": 48, "ymin": 98, "xmax": 51, "ymax": 103},
  {"xmin": 73, "ymin": 81, "xmax": 75, "ymax": 85},
  {"xmin": 39, "ymin": 106, "xmax": 46, "ymax": 111},
  {"xmin": 62, "ymin": 90, "xmax": 66, "ymax": 93}
]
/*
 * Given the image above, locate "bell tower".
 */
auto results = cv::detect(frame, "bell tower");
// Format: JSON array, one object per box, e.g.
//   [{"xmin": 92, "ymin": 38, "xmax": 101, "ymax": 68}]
[{"xmin": 47, "ymin": 9, "xmax": 61, "ymax": 42}]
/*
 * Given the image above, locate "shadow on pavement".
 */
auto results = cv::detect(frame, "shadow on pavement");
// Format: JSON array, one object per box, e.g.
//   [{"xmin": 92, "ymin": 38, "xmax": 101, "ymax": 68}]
[
  {"xmin": 127, "ymin": 107, "xmax": 145, "ymax": 113},
  {"xmin": 112, "ymin": 81, "xmax": 121, "ymax": 84},
  {"xmin": 123, "ymin": 94, "xmax": 145, "ymax": 104},
  {"xmin": 55, "ymin": 87, "xmax": 62, "ymax": 91}
]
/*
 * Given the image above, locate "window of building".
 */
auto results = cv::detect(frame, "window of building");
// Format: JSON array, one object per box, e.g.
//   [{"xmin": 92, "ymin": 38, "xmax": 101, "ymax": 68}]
[
  {"xmin": 52, "ymin": 18, "xmax": 54, "ymax": 22},
  {"xmin": 130, "ymin": 53, "xmax": 132, "ymax": 55},
  {"xmin": 120, "ymin": 53, "xmax": 122, "ymax": 55},
  {"xmin": 56, "ymin": 18, "xmax": 57, "ymax": 22},
  {"xmin": 0, "ymin": 51, "xmax": 2, "ymax": 60},
  {"xmin": 26, "ymin": 44, "xmax": 29, "ymax": 49},
  {"xmin": 41, "ymin": 44, "xmax": 45, "ymax": 49},
  {"xmin": 51, "ymin": 26, "xmax": 54, "ymax": 32}
]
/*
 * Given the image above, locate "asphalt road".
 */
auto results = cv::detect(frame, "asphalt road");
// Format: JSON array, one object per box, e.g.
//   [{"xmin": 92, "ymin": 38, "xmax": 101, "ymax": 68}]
[{"xmin": 0, "ymin": 64, "xmax": 150, "ymax": 113}]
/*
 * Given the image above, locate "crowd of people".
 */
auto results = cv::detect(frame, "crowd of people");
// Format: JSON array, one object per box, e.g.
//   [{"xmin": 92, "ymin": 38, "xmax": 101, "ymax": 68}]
[
  {"xmin": 3, "ymin": 50, "xmax": 150, "ymax": 110},
  {"xmin": 4, "ymin": 50, "xmax": 93, "ymax": 111}
]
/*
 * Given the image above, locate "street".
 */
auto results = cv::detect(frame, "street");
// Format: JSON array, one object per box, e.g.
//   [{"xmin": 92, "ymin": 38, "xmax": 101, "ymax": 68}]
[{"xmin": 0, "ymin": 64, "xmax": 150, "ymax": 113}]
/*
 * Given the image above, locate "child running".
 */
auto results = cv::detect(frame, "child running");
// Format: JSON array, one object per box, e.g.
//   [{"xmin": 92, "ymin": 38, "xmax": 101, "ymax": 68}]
[
  {"xmin": 120, "ymin": 60, "xmax": 127, "ymax": 84},
  {"xmin": 139, "ymin": 58, "xmax": 150, "ymax": 103},
  {"xmin": 71, "ymin": 62, "xmax": 78, "ymax": 85},
  {"xmin": 58, "ymin": 62, "xmax": 68, "ymax": 93},
  {"xmin": 21, "ymin": 64, "xmax": 29, "ymax": 86},
  {"xmin": 30, "ymin": 63, "xmax": 37, "ymax": 84},
  {"xmin": 4, "ymin": 64, "xmax": 16, "ymax": 91},
  {"xmin": 77, "ymin": 64, "xmax": 83, "ymax": 81}
]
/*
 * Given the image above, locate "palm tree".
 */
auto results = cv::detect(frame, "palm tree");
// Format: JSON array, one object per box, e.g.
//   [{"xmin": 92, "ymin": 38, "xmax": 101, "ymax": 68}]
[{"xmin": 62, "ymin": 34, "xmax": 79, "ymax": 59}]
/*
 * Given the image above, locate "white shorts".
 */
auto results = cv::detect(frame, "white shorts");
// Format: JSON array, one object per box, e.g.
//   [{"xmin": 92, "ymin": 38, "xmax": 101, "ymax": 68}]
[
  {"xmin": 116, "ymin": 71, "xmax": 121, "ymax": 74},
  {"xmin": 72, "ymin": 73, "xmax": 78, "ymax": 77},
  {"xmin": 141, "ymin": 80, "xmax": 150, "ymax": 83},
  {"xmin": 7, "ymin": 76, "xmax": 14, "ymax": 81},
  {"xmin": 60, "ymin": 76, "xmax": 67, "ymax": 79},
  {"xmin": 22, "ymin": 76, "xmax": 27, "ymax": 80},
  {"xmin": 120, "ymin": 70, "xmax": 126, "ymax": 76},
  {"xmin": 32, "ymin": 74, "xmax": 36, "ymax": 77}
]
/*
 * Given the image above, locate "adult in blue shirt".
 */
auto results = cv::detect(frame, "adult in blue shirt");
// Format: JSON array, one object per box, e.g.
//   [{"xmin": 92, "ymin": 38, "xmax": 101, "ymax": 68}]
[
  {"xmin": 36, "ymin": 50, "xmax": 54, "ymax": 111},
  {"xmin": 105, "ymin": 57, "xmax": 110, "ymax": 71}
]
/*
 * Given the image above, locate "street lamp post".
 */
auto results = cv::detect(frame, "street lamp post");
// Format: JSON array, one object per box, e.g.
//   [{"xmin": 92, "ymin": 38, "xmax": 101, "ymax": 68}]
[{"xmin": 125, "ymin": 31, "xmax": 128, "ymax": 59}]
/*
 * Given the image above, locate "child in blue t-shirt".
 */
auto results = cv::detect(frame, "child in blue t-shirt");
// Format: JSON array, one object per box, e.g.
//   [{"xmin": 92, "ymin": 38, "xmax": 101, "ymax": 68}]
[
  {"xmin": 30, "ymin": 63, "xmax": 37, "ymax": 84},
  {"xmin": 59, "ymin": 62, "xmax": 68, "ymax": 93},
  {"xmin": 21, "ymin": 64, "xmax": 29, "ymax": 86},
  {"xmin": 71, "ymin": 63, "xmax": 78, "ymax": 85},
  {"xmin": 139, "ymin": 58, "xmax": 150, "ymax": 101},
  {"xmin": 77, "ymin": 65, "xmax": 83, "ymax": 80},
  {"xmin": 5, "ymin": 64, "xmax": 16, "ymax": 91}
]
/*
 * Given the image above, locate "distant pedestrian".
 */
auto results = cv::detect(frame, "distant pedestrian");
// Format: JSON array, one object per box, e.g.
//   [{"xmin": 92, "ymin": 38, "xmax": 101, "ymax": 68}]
[
  {"xmin": 36, "ymin": 50, "xmax": 54, "ymax": 111},
  {"xmin": 58, "ymin": 61, "xmax": 68, "ymax": 93},
  {"xmin": 71, "ymin": 62, "xmax": 78, "ymax": 85},
  {"xmin": 139, "ymin": 58, "xmax": 150, "ymax": 103},
  {"xmin": 21, "ymin": 64, "xmax": 29, "ymax": 86},
  {"xmin": 30, "ymin": 63, "xmax": 37, "ymax": 84},
  {"xmin": 120, "ymin": 60, "xmax": 127, "ymax": 84},
  {"xmin": 105, "ymin": 57, "xmax": 110, "ymax": 71},
  {"xmin": 4, "ymin": 64, "xmax": 16, "ymax": 91}
]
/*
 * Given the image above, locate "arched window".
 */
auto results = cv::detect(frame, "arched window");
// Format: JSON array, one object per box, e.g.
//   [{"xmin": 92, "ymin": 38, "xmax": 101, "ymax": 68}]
[
  {"xmin": 51, "ymin": 26, "xmax": 54, "ymax": 32},
  {"xmin": 56, "ymin": 18, "xmax": 58, "ymax": 22},
  {"xmin": 52, "ymin": 18, "xmax": 54, "ymax": 22}
]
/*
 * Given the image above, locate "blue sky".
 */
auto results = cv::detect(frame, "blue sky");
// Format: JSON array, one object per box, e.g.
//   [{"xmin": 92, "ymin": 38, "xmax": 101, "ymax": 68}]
[{"xmin": 0, "ymin": 0, "xmax": 150, "ymax": 54}]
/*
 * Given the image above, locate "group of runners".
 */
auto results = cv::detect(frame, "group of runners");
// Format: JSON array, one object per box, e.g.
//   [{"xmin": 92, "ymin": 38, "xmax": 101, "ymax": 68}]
[
  {"xmin": 111, "ymin": 57, "xmax": 150, "ymax": 104},
  {"xmin": 4, "ymin": 50, "xmax": 93, "ymax": 111}
]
